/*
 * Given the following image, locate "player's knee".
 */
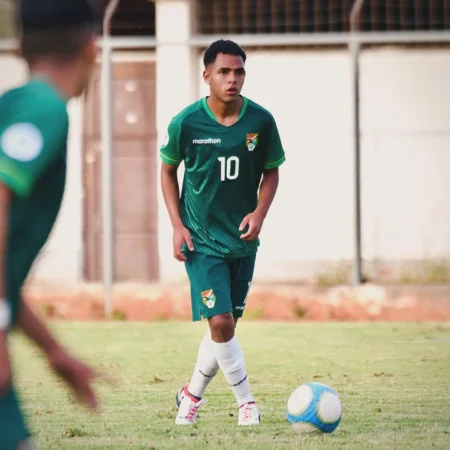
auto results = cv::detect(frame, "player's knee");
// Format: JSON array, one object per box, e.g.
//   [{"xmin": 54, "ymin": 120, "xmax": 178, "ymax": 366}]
[{"xmin": 209, "ymin": 313, "xmax": 235, "ymax": 343}]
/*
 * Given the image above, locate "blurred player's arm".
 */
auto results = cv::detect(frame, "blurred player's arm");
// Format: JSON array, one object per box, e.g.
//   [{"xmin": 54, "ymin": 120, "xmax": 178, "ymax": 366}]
[
  {"xmin": 17, "ymin": 302, "xmax": 100, "ymax": 410},
  {"xmin": 240, "ymin": 114, "xmax": 285, "ymax": 241},
  {"xmin": 160, "ymin": 118, "xmax": 194, "ymax": 261},
  {"xmin": 0, "ymin": 183, "xmax": 12, "ymax": 393}
]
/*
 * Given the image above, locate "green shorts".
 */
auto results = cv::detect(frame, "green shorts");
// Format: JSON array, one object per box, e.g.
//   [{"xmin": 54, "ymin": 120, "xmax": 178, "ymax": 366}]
[
  {"xmin": 0, "ymin": 387, "xmax": 31, "ymax": 450},
  {"xmin": 185, "ymin": 251, "xmax": 256, "ymax": 321}
]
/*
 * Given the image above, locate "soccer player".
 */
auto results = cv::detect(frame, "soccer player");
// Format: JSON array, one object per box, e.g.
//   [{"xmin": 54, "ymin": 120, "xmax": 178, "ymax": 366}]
[
  {"xmin": 160, "ymin": 39, "xmax": 286, "ymax": 426},
  {"xmin": 0, "ymin": 1, "xmax": 102, "ymax": 448}
]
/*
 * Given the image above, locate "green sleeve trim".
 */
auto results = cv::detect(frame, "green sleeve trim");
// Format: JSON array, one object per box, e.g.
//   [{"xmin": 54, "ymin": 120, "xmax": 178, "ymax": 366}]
[
  {"xmin": 160, "ymin": 151, "xmax": 181, "ymax": 165},
  {"xmin": 264, "ymin": 155, "xmax": 286, "ymax": 169},
  {"xmin": 0, "ymin": 160, "xmax": 31, "ymax": 196}
]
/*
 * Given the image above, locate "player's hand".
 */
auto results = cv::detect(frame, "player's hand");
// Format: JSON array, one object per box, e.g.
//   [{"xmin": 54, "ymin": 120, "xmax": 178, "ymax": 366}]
[
  {"xmin": 239, "ymin": 210, "xmax": 266, "ymax": 241},
  {"xmin": 173, "ymin": 224, "xmax": 194, "ymax": 261},
  {"xmin": 47, "ymin": 346, "xmax": 101, "ymax": 411}
]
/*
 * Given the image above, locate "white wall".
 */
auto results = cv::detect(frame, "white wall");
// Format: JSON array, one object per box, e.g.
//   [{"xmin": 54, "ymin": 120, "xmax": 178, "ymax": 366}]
[
  {"xmin": 157, "ymin": 46, "xmax": 450, "ymax": 283},
  {"xmin": 0, "ymin": 55, "xmax": 83, "ymax": 282},
  {"xmin": 3, "ymin": 44, "xmax": 449, "ymax": 284},
  {"xmin": 360, "ymin": 49, "xmax": 450, "ymax": 263}
]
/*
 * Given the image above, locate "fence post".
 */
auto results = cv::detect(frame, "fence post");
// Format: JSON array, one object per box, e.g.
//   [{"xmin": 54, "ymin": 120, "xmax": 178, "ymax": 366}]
[
  {"xmin": 101, "ymin": 0, "xmax": 120, "ymax": 317},
  {"xmin": 349, "ymin": 0, "xmax": 365, "ymax": 285}
]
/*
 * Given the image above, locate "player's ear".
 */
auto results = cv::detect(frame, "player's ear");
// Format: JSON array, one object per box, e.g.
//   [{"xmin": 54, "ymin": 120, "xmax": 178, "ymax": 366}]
[
  {"xmin": 203, "ymin": 69, "xmax": 210, "ymax": 85},
  {"xmin": 83, "ymin": 36, "xmax": 98, "ymax": 65}
]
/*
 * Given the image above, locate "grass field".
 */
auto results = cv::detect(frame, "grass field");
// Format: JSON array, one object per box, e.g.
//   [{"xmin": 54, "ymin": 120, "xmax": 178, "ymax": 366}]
[{"xmin": 9, "ymin": 321, "xmax": 450, "ymax": 449}]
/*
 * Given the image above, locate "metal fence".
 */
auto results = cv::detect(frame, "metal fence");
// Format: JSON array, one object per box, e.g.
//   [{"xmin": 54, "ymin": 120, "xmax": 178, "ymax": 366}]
[{"xmin": 1, "ymin": 0, "xmax": 450, "ymax": 316}]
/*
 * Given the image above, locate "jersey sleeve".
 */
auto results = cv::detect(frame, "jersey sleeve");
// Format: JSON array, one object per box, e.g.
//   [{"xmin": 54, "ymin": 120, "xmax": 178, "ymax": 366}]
[
  {"xmin": 160, "ymin": 115, "xmax": 184, "ymax": 165},
  {"xmin": 264, "ymin": 114, "xmax": 286, "ymax": 170},
  {"xmin": 0, "ymin": 96, "xmax": 68, "ymax": 197}
]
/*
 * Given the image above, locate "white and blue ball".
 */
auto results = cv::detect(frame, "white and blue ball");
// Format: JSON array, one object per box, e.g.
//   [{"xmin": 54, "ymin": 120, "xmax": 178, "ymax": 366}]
[{"xmin": 286, "ymin": 382, "xmax": 342, "ymax": 433}]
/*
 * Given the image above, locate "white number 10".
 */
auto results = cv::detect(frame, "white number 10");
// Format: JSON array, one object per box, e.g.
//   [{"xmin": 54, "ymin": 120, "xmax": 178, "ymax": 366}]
[{"xmin": 218, "ymin": 156, "xmax": 239, "ymax": 181}]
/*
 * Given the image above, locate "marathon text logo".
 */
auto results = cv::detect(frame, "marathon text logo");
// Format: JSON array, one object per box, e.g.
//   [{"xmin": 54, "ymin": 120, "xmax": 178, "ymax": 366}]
[{"xmin": 192, "ymin": 138, "xmax": 221, "ymax": 144}]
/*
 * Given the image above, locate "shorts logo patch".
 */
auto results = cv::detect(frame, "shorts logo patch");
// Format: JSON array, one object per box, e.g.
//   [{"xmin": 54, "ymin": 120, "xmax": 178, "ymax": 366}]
[
  {"xmin": 201, "ymin": 289, "xmax": 216, "ymax": 309},
  {"xmin": 246, "ymin": 133, "xmax": 258, "ymax": 151},
  {"xmin": 1, "ymin": 123, "xmax": 44, "ymax": 162}
]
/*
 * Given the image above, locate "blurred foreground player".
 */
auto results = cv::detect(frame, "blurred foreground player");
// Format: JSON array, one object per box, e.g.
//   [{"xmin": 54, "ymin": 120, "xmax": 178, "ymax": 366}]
[
  {"xmin": 0, "ymin": 1, "xmax": 102, "ymax": 448},
  {"xmin": 160, "ymin": 40, "xmax": 286, "ymax": 426}
]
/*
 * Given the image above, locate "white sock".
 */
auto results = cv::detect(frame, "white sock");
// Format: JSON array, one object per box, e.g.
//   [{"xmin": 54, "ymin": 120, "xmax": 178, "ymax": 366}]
[
  {"xmin": 187, "ymin": 330, "xmax": 219, "ymax": 399},
  {"xmin": 211, "ymin": 336, "xmax": 255, "ymax": 407}
]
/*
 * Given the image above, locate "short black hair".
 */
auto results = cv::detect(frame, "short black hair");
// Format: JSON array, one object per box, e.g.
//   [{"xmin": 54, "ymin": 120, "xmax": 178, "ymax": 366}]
[
  {"xmin": 17, "ymin": 0, "xmax": 100, "ymax": 31},
  {"xmin": 203, "ymin": 40, "xmax": 247, "ymax": 67},
  {"xmin": 20, "ymin": 25, "xmax": 96, "ymax": 65},
  {"xmin": 16, "ymin": 0, "xmax": 100, "ymax": 65}
]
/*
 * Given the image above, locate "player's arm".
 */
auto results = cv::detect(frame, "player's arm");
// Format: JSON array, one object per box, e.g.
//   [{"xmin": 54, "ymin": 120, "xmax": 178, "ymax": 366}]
[
  {"xmin": 161, "ymin": 162, "xmax": 183, "ymax": 228},
  {"xmin": 16, "ymin": 302, "xmax": 100, "ymax": 410},
  {"xmin": 240, "ymin": 114, "xmax": 285, "ymax": 241},
  {"xmin": 255, "ymin": 167, "xmax": 279, "ymax": 219},
  {"xmin": 240, "ymin": 168, "xmax": 280, "ymax": 241},
  {"xmin": 160, "ymin": 118, "xmax": 194, "ymax": 261}
]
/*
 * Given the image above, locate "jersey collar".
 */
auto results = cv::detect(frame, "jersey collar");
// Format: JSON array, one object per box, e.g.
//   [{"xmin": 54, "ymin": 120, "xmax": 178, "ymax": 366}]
[{"xmin": 202, "ymin": 96, "xmax": 249, "ymax": 126}]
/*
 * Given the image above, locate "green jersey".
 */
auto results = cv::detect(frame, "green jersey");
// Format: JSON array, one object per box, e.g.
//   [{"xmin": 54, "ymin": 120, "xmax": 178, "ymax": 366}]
[
  {"xmin": 0, "ymin": 78, "xmax": 68, "ymax": 326},
  {"xmin": 160, "ymin": 96, "xmax": 286, "ymax": 258}
]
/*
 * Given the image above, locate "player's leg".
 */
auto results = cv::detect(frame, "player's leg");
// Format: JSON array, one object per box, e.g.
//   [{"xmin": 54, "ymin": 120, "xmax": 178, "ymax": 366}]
[
  {"xmin": 175, "ymin": 318, "xmax": 241, "ymax": 409},
  {"xmin": 199, "ymin": 255, "xmax": 258, "ymax": 426},
  {"xmin": 175, "ymin": 252, "xmax": 233, "ymax": 425},
  {"xmin": 175, "ymin": 328, "xmax": 219, "ymax": 408},
  {"xmin": 0, "ymin": 387, "xmax": 32, "ymax": 450},
  {"xmin": 227, "ymin": 253, "xmax": 260, "ymax": 425}
]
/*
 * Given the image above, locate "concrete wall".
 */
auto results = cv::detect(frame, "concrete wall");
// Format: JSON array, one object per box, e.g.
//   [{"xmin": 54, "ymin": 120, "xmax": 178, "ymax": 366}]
[
  {"xmin": 193, "ymin": 47, "xmax": 450, "ymax": 283},
  {"xmin": 2, "ymin": 43, "xmax": 449, "ymax": 284},
  {"xmin": 157, "ymin": 45, "xmax": 450, "ymax": 284}
]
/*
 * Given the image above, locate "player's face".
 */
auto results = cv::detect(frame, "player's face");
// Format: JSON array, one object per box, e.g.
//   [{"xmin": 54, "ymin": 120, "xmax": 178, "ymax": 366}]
[{"xmin": 204, "ymin": 53, "xmax": 246, "ymax": 103}]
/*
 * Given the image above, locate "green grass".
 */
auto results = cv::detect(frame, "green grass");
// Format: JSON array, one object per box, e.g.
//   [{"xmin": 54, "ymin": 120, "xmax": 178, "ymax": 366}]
[{"xmin": 9, "ymin": 321, "xmax": 450, "ymax": 449}]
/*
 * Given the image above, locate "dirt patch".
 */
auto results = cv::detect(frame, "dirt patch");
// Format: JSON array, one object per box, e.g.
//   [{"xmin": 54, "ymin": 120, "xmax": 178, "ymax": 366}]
[{"xmin": 22, "ymin": 281, "xmax": 450, "ymax": 322}]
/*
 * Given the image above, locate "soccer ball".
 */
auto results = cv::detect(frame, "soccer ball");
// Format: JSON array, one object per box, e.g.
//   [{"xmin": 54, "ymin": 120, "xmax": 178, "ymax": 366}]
[{"xmin": 286, "ymin": 382, "xmax": 342, "ymax": 433}]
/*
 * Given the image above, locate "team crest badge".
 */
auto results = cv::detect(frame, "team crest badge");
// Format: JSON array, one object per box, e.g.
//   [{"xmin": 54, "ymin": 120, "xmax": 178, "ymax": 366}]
[
  {"xmin": 201, "ymin": 289, "xmax": 216, "ymax": 309},
  {"xmin": 246, "ymin": 133, "xmax": 258, "ymax": 151}
]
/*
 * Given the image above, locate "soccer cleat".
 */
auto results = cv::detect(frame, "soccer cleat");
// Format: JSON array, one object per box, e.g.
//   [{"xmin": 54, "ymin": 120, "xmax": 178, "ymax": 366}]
[
  {"xmin": 175, "ymin": 386, "xmax": 185, "ymax": 409},
  {"xmin": 238, "ymin": 402, "xmax": 260, "ymax": 426},
  {"xmin": 175, "ymin": 393, "xmax": 207, "ymax": 425}
]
